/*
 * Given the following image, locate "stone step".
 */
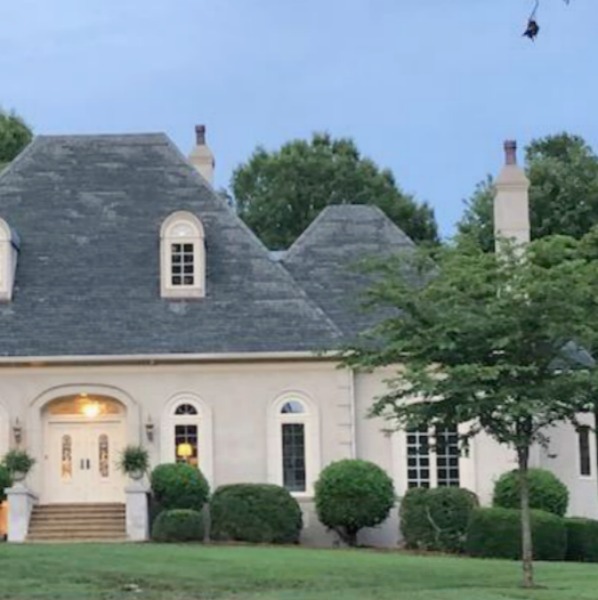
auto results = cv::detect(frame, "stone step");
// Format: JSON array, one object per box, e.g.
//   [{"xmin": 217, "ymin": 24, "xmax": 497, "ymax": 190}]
[{"xmin": 28, "ymin": 534, "xmax": 127, "ymax": 541}]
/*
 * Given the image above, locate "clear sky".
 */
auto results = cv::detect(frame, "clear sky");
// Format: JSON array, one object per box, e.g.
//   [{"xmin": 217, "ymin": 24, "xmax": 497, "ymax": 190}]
[{"xmin": 1, "ymin": 0, "xmax": 595, "ymax": 238}]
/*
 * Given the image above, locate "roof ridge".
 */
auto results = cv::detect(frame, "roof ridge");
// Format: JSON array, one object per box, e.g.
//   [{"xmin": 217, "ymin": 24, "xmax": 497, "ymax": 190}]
[{"xmin": 0, "ymin": 137, "xmax": 39, "ymax": 185}]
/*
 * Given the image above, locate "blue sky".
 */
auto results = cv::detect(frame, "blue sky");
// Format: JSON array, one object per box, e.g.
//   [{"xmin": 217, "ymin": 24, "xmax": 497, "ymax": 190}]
[{"xmin": 1, "ymin": 0, "xmax": 595, "ymax": 238}]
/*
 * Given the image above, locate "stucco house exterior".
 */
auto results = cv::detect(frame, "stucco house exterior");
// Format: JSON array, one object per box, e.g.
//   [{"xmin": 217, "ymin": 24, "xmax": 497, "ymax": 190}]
[{"xmin": 0, "ymin": 128, "xmax": 595, "ymax": 543}]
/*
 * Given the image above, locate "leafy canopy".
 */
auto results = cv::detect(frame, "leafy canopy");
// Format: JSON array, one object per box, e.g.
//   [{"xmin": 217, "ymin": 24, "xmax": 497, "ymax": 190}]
[
  {"xmin": 346, "ymin": 233, "xmax": 598, "ymax": 452},
  {"xmin": 0, "ymin": 109, "xmax": 32, "ymax": 170},
  {"xmin": 232, "ymin": 132, "xmax": 438, "ymax": 250},
  {"xmin": 459, "ymin": 133, "xmax": 598, "ymax": 252}
]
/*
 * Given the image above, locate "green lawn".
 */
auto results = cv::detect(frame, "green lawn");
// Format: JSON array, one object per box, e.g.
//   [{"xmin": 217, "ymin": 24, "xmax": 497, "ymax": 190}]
[{"xmin": 0, "ymin": 543, "xmax": 596, "ymax": 600}]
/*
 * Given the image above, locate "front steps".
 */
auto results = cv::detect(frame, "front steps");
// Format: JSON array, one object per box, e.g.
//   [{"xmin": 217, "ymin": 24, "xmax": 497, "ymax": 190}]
[{"xmin": 27, "ymin": 503, "xmax": 126, "ymax": 542}]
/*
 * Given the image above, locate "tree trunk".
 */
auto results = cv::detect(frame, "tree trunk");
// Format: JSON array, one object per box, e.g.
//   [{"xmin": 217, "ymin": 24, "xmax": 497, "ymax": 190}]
[{"xmin": 517, "ymin": 446, "xmax": 534, "ymax": 588}]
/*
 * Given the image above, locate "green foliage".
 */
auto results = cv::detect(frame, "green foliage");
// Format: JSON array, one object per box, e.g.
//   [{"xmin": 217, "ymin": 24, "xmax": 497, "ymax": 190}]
[
  {"xmin": 0, "ymin": 465, "xmax": 12, "ymax": 502},
  {"xmin": 458, "ymin": 133, "xmax": 598, "ymax": 251},
  {"xmin": 151, "ymin": 509, "xmax": 205, "ymax": 543},
  {"xmin": 3, "ymin": 450, "xmax": 35, "ymax": 475},
  {"xmin": 466, "ymin": 508, "xmax": 566, "ymax": 561},
  {"xmin": 210, "ymin": 483, "xmax": 303, "ymax": 544},
  {"xmin": 117, "ymin": 445, "xmax": 149, "ymax": 476},
  {"xmin": 150, "ymin": 463, "xmax": 210, "ymax": 510},
  {"xmin": 0, "ymin": 109, "xmax": 32, "ymax": 167},
  {"xmin": 565, "ymin": 517, "xmax": 598, "ymax": 562},
  {"xmin": 232, "ymin": 132, "xmax": 438, "ymax": 249},
  {"xmin": 315, "ymin": 459, "xmax": 395, "ymax": 546},
  {"xmin": 493, "ymin": 468, "xmax": 569, "ymax": 517},
  {"xmin": 400, "ymin": 487, "xmax": 478, "ymax": 553}
]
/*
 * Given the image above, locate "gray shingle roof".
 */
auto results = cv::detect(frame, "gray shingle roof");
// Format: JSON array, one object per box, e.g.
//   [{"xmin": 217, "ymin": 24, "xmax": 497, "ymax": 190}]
[
  {"xmin": 0, "ymin": 134, "xmax": 343, "ymax": 356},
  {"xmin": 283, "ymin": 205, "xmax": 415, "ymax": 340}
]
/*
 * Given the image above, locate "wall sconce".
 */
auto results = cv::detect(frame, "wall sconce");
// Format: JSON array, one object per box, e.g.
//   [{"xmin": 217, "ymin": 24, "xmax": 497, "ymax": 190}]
[
  {"xmin": 13, "ymin": 418, "xmax": 23, "ymax": 446},
  {"xmin": 145, "ymin": 416, "xmax": 155, "ymax": 442}
]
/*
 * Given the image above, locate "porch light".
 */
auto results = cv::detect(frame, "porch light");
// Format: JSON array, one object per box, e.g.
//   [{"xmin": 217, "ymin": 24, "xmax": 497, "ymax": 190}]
[
  {"xmin": 145, "ymin": 416, "xmax": 155, "ymax": 442},
  {"xmin": 13, "ymin": 418, "xmax": 22, "ymax": 446},
  {"xmin": 177, "ymin": 443, "xmax": 193, "ymax": 460},
  {"xmin": 82, "ymin": 401, "xmax": 101, "ymax": 419}
]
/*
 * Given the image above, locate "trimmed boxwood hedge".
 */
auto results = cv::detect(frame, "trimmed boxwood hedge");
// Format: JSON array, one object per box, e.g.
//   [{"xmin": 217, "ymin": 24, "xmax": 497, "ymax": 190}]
[
  {"xmin": 565, "ymin": 517, "xmax": 598, "ymax": 562},
  {"xmin": 210, "ymin": 483, "xmax": 303, "ymax": 544},
  {"xmin": 465, "ymin": 507, "xmax": 566, "ymax": 561},
  {"xmin": 150, "ymin": 463, "xmax": 210, "ymax": 511},
  {"xmin": 493, "ymin": 469, "xmax": 569, "ymax": 517},
  {"xmin": 400, "ymin": 487, "xmax": 478, "ymax": 553},
  {"xmin": 152, "ymin": 509, "xmax": 205, "ymax": 543}
]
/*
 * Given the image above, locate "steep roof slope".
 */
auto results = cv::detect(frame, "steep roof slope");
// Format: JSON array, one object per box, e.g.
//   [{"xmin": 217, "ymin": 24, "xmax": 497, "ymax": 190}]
[
  {"xmin": 0, "ymin": 134, "xmax": 341, "ymax": 357},
  {"xmin": 282, "ymin": 205, "xmax": 415, "ymax": 340}
]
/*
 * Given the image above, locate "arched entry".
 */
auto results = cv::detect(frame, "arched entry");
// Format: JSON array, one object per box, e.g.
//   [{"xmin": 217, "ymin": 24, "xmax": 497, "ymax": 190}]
[{"xmin": 42, "ymin": 394, "xmax": 127, "ymax": 504}]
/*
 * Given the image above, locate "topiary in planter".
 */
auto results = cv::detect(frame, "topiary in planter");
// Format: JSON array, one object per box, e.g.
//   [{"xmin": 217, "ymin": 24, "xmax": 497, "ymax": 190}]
[
  {"xmin": 492, "ymin": 468, "xmax": 569, "ymax": 517},
  {"xmin": 465, "ymin": 507, "xmax": 566, "ymax": 561},
  {"xmin": 2, "ymin": 450, "xmax": 35, "ymax": 481},
  {"xmin": 150, "ymin": 463, "xmax": 210, "ymax": 510},
  {"xmin": 210, "ymin": 483, "xmax": 303, "ymax": 544},
  {"xmin": 152, "ymin": 509, "xmax": 205, "ymax": 543},
  {"xmin": 315, "ymin": 459, "xmax": 395, "ymax": 546},
  {"xmin": 0, "ymin": 465, "xmax": 12, "ymax": 502},
  {"xmin": 565, "ymin": 517, "xmax": 598, "ymax": 562},
  {"xmin": 400, "ymin": 487, "xmax": 478, "ymax": 553}
]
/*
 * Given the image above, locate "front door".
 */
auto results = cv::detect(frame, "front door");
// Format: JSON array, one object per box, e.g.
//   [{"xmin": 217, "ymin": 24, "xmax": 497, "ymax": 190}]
[{"xmin": 44, "ymin": 422, "xmax": 126, "ymax": 503}]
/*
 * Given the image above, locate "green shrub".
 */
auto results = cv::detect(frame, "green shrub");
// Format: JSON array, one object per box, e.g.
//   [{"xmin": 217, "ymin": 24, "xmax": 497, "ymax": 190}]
[
  {"xmin": 0, "ymin": 465, "xmax": 12, "ymax": 502},
  {"xmin": 150, "ymin": 463, "xmax": 210, "ymax": 510},
  {"xmin": 151, "ymin": 509, "xmax": 205, "ymax": 543},
  {"xmin": 493, "ymin": 468, "xmax": 569, "ymax": 517},
  {"xmin": 315, "ymin": 459, "xmax": 395, "ymax": 546},
  {"xmin": 400, "ymin": 487, "xmax": 478, "ymax": 553},
  {"xmin": 465, "ymin": 507, "xmax": 566, "ymax": 561},
  {"xmin": 210, "ymin": 484, "xmax": 303, "ymax": 544},
  {"xmin": 565, "ymin": 517, "xmax": 598, "ymax": 562}
]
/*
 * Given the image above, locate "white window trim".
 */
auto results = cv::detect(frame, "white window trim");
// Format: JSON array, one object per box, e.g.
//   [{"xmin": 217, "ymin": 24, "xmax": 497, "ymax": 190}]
[
  {"xmin": 577, "ymin": 425, "xmax": 595, "ymax": 480},
  {"xmin": 160, "ymin": 392, "xmax": 214, "ymax": 486},
  {"xmin": 160, "ymin": 211, "xmax": 205, "ymax": 299},
  {"xmin": 267, "ymin": 392, "xmax": 321, "ymax": 498},
  {"xmin": 0, "ymin": 218, "xmax": 17, "ymax": 302},
  {"xmin": 392, "ymin": 424, "xmax": 475, "ymax": 497}
]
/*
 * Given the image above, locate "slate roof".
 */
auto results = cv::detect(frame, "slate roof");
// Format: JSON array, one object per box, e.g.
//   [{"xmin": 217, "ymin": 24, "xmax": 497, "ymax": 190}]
[
  {"xmin": 282, "ymin": 205, "xmax": 415, "ymax": 341},
  {"xmin": 0, "ymin": 134, "xmax": 344, "ymax": 357}
]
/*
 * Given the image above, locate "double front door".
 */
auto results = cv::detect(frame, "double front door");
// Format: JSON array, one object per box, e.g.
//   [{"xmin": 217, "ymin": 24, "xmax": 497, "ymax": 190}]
[{"xmin": 45, "ymin": 421, "xmax": 126, "ymax": 503}]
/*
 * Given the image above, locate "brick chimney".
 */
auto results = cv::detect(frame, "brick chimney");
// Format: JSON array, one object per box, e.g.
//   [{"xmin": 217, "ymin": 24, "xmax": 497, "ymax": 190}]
[
  {"xmin": 188, "ymin": 124, "xmax": 215, "ymax": 185},
  {"xmin": 493, "ymin": 140, "xmax": 530, "ymax": 251}
]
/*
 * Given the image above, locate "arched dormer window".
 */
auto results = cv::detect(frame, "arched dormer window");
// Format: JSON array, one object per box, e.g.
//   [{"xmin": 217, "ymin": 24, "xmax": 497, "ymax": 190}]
[
  {"xmin": 160, "ymin": 211, "xmax": 205, "ymax": 299},
  {"xmin": 0, "ymin": 218, "xmax": 19, "ymax": 302}
]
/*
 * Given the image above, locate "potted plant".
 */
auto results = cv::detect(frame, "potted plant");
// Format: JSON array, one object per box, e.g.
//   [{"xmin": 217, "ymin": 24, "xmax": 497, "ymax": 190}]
[
  {"xmin": 117, "ymin": 445, "xmax": 149, "ymax": 480},
  {"xmin": 3, "ymin": 450, "xmax": 35, "ymax": 482}
]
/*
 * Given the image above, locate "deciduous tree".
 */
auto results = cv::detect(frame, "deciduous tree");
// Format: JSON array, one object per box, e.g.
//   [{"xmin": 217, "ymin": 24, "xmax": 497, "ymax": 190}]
[{"xmin": 0, "ymin": 109, "xmax": 32, "ymax": 170}]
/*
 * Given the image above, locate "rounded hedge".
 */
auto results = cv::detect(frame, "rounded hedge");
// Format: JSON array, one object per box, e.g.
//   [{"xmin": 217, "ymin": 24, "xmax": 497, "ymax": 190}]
[
  {"xmin": 315, "ymin": 459, "xmax": 395, "ymax": 546},
  {"xmin": 0, "ymin": 466, "xmax": 12, "ymax": 503},
  {"xmin": 400, "ymin": 487, "xmax": 478, "ymax": 553},
  {"xmin": 150, "ymin": 463, "xmax": 210, "ymax": 511},
  {"xmin": 465, "ymin": 507, "xmax": 566, "ymax": 561},
  {"xmin": 152, "ymin": 509, "xmax": 205, "ymax": 543},
  {"xmin": 565, "ymin": 517, "xmax": 598, "ymax": 563},
  {"xmin": 493, "ymin": 468, "xmax": 569, "ymax": 517},
  {"xmin": 210, "ymin": 483, "xmax": 303, "ymax": 544}
]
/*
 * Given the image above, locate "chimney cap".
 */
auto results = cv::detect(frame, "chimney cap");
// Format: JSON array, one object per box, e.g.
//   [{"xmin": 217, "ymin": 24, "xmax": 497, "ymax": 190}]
[
  {"xmin": 504, "ymin": 140, "xmax": 517, "ymax": 166},
  {"xmin": 195, "ymin": 124, "xmax": 206, "ymax": 145}
]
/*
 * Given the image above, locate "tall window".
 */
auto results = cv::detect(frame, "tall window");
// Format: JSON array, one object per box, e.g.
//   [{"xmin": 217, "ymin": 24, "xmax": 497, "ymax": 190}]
[
  {"xmin": 160, "ymin": 212, "xmax": 205, "ymax": 298},
  {"xmin": 0, "ymin": 217, "xmax": 19, "ymax": 302},
  {"xmin": 269, "ymin": 396, "xmax": 320, "ymax": 495},
  {"xmin": 406, "ymin": 425, "xmax": 460, "ymax": 489},
  {"xmin": 173, "ymin": 402, "xmax": 199, "ymax": 467},
  {"xmin": 579, "ymin": 426, "xmax": 592, "ymax": 477}
]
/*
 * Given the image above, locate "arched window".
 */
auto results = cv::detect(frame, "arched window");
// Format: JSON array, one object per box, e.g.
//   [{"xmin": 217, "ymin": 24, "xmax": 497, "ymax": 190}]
[
  {"xmin": 160, "ymin": 212, "xmax": 205, "ymax": 299},
  {"xmin": 161, "ymin": 394, "xmax": 213, "ymax": 485},
  {"xmin": 268, "ymin": 394, "xmax": 320, "ymax": 496},
  {"xmin": 0, "ymin": 218, "xmax": 19, "ymax": 302}
]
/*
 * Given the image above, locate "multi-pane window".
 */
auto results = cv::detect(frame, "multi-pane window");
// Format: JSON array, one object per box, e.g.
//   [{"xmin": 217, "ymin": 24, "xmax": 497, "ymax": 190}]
[
  {"xmin": 282, "ymin": 423, "xmax": 306, "ymax": 492},
  {"xmin": 171, "ymin": 243, "xmax": 195, "ymax": 286},
  {"xmin": 406, "ymin": 425, "xmax": 460, "ymax": 489},
  {"xmin": 98, "ymin": 434, "xmax": 109, "ymax": 478},
  {"xmin": 173, "ymin": 402, "xmax": 199, "ymax": 467},
  {"xmin": 579, "ymin": 426, "xmax": 591, "ymax": 477}
]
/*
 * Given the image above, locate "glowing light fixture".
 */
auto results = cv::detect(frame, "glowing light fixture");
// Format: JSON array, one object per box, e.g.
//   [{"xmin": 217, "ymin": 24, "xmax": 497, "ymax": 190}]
[
  {"xmin": 82, "ymin": 401, "xmax": 101, "ymax": 419},
  {"xmin": 177, "ymin": 443, "xmax": 193, "ymax": 460}
]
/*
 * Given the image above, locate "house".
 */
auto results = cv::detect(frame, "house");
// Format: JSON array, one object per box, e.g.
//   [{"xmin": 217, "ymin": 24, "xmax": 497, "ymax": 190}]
[{"xmin": 0, "ymin": 128, "xmax": 595, "ymax": 543}]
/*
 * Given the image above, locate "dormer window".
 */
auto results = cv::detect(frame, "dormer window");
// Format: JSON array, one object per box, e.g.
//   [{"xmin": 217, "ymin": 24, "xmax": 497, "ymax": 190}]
[
  {"xmin": 160, "ymin": 212, "xmax": 205, "ymax": 299},
  {"xmin": 0, "ymin": 218, "xmax": 19, "ymax": 302}
]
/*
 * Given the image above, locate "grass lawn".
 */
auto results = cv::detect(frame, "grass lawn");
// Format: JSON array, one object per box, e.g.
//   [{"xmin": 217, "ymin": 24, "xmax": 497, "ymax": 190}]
[{"xmin": 0, "ymin": 544, "xmax": 596, "ymax": 600}]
